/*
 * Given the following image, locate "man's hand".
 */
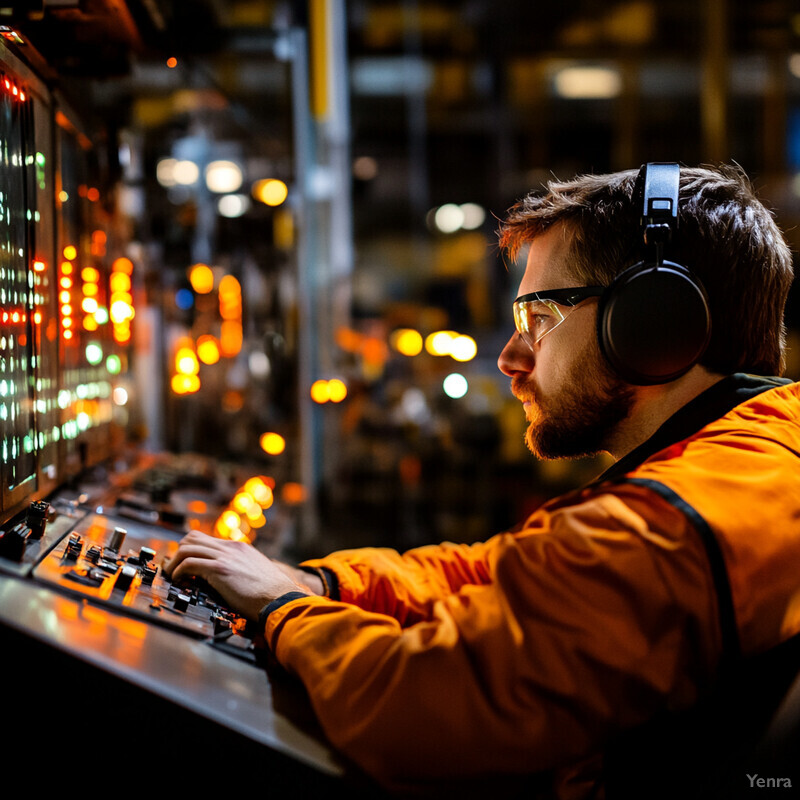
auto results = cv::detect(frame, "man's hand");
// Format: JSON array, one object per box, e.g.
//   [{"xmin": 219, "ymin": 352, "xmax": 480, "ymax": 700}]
[{"xmin": 165, "ymin": 531, "xmax": 317, "ymax": 621}]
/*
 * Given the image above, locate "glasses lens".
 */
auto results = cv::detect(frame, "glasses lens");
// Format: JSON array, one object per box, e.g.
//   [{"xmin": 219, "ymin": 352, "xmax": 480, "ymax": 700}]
[{"xmin": 513, "ymin": 299, "xmax": 567, "ymax": 347}]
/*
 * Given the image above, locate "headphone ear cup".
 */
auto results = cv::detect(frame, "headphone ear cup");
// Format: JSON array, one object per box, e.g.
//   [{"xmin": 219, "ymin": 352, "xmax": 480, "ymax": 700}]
[{"xmin": 598, "ymin": 261, "xmax": 711, "ymax": 385}]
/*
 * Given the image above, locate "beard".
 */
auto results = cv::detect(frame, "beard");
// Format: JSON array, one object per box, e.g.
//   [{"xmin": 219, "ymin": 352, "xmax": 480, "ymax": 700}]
[{"xmin": 513, "ymin": 342, "xmax": 635, "ymax": 460}]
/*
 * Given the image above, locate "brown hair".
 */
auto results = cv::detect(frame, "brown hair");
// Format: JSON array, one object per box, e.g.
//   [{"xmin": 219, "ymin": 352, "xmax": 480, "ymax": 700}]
[{"xmin": 498, "ymin": 165, "xmax": 794, "ymax": 376}]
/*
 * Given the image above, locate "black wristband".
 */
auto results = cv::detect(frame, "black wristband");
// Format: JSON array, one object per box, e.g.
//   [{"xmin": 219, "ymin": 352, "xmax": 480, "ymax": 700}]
[
  {"xmin": 298, "ymin": 565, "xmax": 340, "ymax": 600},
  {"xmin": 257, "ymin": 591, "xmax": 309, "ymax": 633}
]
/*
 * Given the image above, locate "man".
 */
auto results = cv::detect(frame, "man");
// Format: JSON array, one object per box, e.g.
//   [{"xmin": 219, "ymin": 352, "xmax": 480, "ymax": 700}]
[{"xmin": 167, "ymin": 164, "xmax": 799, "ymax": 798}]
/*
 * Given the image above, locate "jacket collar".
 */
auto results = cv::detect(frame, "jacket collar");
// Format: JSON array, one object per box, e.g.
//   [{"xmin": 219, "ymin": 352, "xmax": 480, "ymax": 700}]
[{"xmin": 594, "ymin": 373, "xmax": 793, "ymax": 484}]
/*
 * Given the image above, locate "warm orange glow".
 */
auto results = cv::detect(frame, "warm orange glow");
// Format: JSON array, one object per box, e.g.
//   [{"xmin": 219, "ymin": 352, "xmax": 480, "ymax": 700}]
[
  {"xmin": 282, "ymin": 482, "xmax": 307, "ymax": 505},
  {"xmin": 259, "ymin": 432, "xmax": 286, "ymax": 455},
  {"xmin": 81, "ymin": 267, "xmax": 100, "ymax": 283},
  {"xmin": 218, "ymin": 274, "xmax": 242, "ymax": 320},
  {"xmin": 60, "ymin": 276, "xmax": 72, "ymax": 289},
  {"xmin": 335, "ymin": 327, "xmax": 363, "ymax": 353},
  {"xmin": 83, "ymin": 283, "xmax": 99, "ymax": 297},
  {"xmin": 87, "ymin": 187, "xmax": 100, "ymax": 202},
  {"xmin": 219, "ymin": 319, "xmax": 242, "ymax": 357},
  {"xmin": 112, "ymin": 257, "xmax": 134, "ymax": 274},
  {"xmin": 83, "ymin": 316, "xmax": 99, "ymax": 331},
  {"xmin": 63, "ymin": 329, "xmax": 73, "ymax": 340},
  {"xmin": 362, "ymin": 336, "xmax": 389, "ymax": 365},
  {"xmin": 61, "ymin": 262, "xmax": 73, "ymax": 274},
  {"xmin": 63, "ymin": 245, "xmax": 77, "ymax": 260},
  {"xmin": 167, "ymin": 56, "xmax": 178, "ymax": 68},
  {"xmin": 189, "ymin": 263, "xmax": 214, "ymax": 294},
  {"xmin": 33, "ymin": 260, "xmax": 46, "ymax": 272}
]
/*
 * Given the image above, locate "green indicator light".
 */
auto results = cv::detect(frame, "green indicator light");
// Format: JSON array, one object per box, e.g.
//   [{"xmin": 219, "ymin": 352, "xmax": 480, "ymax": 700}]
[{"xmin": 106, "ymin": 354, "xmax": 122, "ymax": 374}]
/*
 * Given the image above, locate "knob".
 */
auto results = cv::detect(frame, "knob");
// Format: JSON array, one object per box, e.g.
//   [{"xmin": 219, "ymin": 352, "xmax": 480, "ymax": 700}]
[{"xmin": 108, "ymin": 527, "xmax": 127, "ymax": 552}]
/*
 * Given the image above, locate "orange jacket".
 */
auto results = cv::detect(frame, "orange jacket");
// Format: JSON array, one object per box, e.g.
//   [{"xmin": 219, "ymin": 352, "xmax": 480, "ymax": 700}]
[{"xmin": 262, "ymin": 375, "xmax": 800, "ymax": 797}]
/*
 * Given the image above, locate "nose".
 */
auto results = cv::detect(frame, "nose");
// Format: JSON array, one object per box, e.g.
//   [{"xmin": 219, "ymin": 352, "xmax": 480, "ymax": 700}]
[{"xmin": 497, "ymin": 332, "xmax": 534, "ymax": 377}]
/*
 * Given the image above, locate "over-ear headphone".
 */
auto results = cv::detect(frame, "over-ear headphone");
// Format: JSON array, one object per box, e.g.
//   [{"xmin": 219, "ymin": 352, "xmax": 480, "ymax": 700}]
[{"xmin": 597, "ymin": 162, "xmax": 712, "ymax": 385}]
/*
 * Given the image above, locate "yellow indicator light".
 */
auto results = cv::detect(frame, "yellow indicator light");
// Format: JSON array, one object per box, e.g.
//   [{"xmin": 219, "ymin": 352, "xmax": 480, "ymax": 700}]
[
  {"xmin": 252, "ymin": 178, "xmax": 288, "ymax": 207},
  {"xmin": 310, "ymin": 379, "xmax": 330, "ymax": 404},
  {"xmin": 110, "ymin": 272, "xmax": 131, "ymax": 292},
  {"xmin": 63, "ymin": 245, "xmax": 77, "ymax": 260},
  {"xmin": 391, "ymin": 328, "xmax": 423, "ymax": 356},
  {"xmin": 171, "ymin": 373, "xmax": 200, "ymax": 394},
  {"xmin": 259, "ymin": 432, "xmax": 286, "ymax": 455},
  {"xmin": 81, "ymin": 267, "xmax": 100, "ymax": 283},
  {"xmin": 327, "ymin": 378, "xmax": 347, "ymax": 403},
  {"xmin": 175, "ymin": 347, "xmax": 199, "ymax": 375},
  {"xmin": 196, "ymin": 335, "xmax": 220, "ymax": 365},
  {"xmin": 189, "ymin": 263, "xmax": 214, "ymax": 294}
]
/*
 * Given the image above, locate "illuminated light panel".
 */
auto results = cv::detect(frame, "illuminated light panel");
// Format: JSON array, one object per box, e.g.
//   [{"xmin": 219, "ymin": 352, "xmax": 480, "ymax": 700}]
[{"xmin": 553, "ymin": 65, "xmax": 622, "ymax": 99}]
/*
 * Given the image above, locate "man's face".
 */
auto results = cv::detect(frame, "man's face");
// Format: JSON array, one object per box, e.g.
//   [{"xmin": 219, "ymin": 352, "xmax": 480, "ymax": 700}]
[{"xmin": 497, "ymin": 227, "xmax": 635, "ymax": 460}]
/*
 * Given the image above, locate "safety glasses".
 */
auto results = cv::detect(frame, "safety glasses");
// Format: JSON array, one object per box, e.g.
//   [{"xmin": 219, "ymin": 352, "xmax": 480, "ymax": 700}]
[{"xmin": 512, "ymin": 286, "xmax": 604, "ymax": 350}]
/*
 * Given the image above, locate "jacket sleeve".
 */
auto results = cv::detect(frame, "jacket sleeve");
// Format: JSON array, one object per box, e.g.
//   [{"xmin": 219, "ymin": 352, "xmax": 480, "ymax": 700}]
[
  {"xmin": 266, "ymin": 487, "xmax": 725, "ymax": 791},
  {"xmin": 300, "ymin": 538, "xmax": 496, "ymax": 626}
]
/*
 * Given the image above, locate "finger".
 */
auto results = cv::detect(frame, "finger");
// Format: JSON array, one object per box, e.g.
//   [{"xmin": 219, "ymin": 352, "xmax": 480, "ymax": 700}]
[{"xmin": 164, "ymin": 542, "xmax": 222, "ymax": 579}]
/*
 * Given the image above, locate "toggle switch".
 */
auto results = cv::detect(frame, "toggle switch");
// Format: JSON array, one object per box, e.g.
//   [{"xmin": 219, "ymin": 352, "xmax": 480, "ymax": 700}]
[
  {"xmin": 0, "ymin": 523, "xmax": 30, "ymax": 562},
  {"xmin": 113, "ymin": 564, "xmax": 138, "ymax": 592},
  {"xmin": 26, "ymin": 501, "xmax": 50, "ymax": 540}
]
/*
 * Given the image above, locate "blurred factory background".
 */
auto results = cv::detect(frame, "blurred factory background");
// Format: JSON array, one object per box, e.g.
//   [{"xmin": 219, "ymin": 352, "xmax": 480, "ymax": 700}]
[{"xmin": 6, "ymin": 0, "xmax": 800, "ymax": 558}]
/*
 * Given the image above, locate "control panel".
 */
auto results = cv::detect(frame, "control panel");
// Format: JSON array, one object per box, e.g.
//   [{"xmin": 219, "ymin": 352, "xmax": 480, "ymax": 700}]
[{"xmin": 0, "ymin": 455, "xmax": 264, "ymax": 650}]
